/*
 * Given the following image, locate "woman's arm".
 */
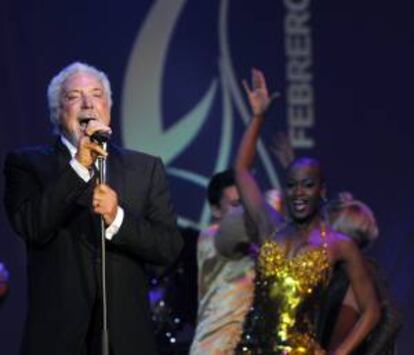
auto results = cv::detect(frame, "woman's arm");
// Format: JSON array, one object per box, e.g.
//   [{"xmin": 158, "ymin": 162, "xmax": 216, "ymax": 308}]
[
  {"xmin": 270, "ymin": 132, "xmax": 296, "ymax": 169},
  {"xmin": 234, "ymin": 69, "xmax": 282, "ymax": 240},
  {"xmin": 364, "ymin": 261, "xmax": 402, "ymax": 355},
  {"xmin": 328, "ymin": 286, "xmax": 360, "ymax": 350},
  {"xmin": 332, "ymin": 239, "xmax": 381, "ymax": 354}
]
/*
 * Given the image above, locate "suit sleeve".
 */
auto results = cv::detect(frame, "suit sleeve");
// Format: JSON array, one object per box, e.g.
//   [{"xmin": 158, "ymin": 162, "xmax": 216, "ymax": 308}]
[
  {"xmin": 4, "ymin": 151, "xmax": 91, "ymax": 246},
  {"xmin": 110, "ymin": 157, "xmax": 183, "ymax": 267}
]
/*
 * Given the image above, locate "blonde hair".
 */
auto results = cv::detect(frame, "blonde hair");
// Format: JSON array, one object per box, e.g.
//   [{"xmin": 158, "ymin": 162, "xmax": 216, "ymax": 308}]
[{"xmin": 326, "ymin": 192, "xmax": 379, "ymax": 249}]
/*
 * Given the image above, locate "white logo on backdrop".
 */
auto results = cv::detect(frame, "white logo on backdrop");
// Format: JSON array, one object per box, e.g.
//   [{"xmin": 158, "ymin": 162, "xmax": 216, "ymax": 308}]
[{"xmin": 121, "ymin": 0, "xmax": 286, "ymax": 227}]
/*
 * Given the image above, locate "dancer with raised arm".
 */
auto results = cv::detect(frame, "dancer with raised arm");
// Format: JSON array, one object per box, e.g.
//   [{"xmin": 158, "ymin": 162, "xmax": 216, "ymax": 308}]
[{"xmin": 234, "ymin": 69, "xmax": 380, "ymax": 354}]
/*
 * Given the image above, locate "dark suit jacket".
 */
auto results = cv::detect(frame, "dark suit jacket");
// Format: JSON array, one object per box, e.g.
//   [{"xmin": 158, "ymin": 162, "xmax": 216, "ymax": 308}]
[{"xmin": 4, "ymin": 139, "xmax": 183, "ymax": 355}]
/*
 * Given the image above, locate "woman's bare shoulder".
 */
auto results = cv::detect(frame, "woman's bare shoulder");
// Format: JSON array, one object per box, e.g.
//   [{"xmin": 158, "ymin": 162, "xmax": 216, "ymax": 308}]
[{"xmin": 326, "ymin": 228, "xmax": 360, "ymax": 261}]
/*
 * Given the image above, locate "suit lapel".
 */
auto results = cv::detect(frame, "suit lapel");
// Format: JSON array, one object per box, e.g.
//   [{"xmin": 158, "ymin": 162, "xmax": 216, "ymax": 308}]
[
  {"xmin": 54, "ymin": 138, "xmax": 72, "ymax": 171},
  {"xmin": 53, "ymin": 140, "xmax": 125, "ymax": 207},
  {"xmin": 106, "ymin": 144, "xmax": 125, "ymax": 203},
  {"xmin": 53, "ymin": 139, "xmax": 95, "ymax": 208}
]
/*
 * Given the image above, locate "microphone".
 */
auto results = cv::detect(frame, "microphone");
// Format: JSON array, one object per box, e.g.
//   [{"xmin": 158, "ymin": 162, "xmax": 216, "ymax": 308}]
[
  {"xmin": 90, "ymin": 131, "xmax": 111, "ymax": 144},
  {"xmin": 79, "ymin": 117, "xmax": 111, "ymax": 144}
]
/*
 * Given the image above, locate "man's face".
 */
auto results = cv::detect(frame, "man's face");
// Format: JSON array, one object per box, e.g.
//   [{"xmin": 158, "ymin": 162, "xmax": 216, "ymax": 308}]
[
  {"xmin": 59, "ymin": 72, "xmax": 111, "ymax": 145},
  {"xmin": 285, "ymin": 163, "xmax": 325, "ymax": 224},
  {"xmin": 213, "ymin": 185, "xmax": 241, "ymax": 220}
]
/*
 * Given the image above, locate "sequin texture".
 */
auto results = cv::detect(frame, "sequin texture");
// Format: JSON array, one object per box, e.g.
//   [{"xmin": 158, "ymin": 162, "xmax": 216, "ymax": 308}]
[{"xmin": 236, "ymin": 228, "xmax": 331, "ymax": 354}]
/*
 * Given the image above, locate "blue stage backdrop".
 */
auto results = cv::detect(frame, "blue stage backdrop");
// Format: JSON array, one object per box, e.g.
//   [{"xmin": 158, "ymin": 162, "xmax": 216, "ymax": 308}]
[{"xmin": 1, "ymin": 0, "xmax": 413, "ymax": 353}]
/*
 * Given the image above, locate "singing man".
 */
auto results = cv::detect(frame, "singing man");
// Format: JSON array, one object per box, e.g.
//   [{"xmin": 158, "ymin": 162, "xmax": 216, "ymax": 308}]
[{"xmin": 4, "ymin": 62, "xmax": 183, "ymax": 355}]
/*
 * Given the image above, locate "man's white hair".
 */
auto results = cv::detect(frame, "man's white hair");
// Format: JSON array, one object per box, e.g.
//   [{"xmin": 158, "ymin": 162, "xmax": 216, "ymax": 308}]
[{"xmin": 47, "ymin": 62, "xmax": 113, "ymax": 132}]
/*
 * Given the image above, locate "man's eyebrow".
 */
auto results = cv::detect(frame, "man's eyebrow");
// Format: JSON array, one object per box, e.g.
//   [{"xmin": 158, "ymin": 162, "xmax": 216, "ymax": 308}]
[
  {"xmin": 64, "ymin": 88, "xmax": 81, "ymax": 94},
  {"xmin": 64, "ymin": 87, "xmax": 102, "ymax": 94}
]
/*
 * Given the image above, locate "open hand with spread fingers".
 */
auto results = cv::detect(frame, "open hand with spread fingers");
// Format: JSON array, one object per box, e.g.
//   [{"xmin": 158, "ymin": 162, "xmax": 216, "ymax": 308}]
[{"xmin": 242, "ymin": 68, "xmax": 280, "ymax": 117}]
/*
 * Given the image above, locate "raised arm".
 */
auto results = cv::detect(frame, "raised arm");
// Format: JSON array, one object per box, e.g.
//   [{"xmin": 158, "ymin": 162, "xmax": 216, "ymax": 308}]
[
  {"xmin": 235, "ymin": 69, "xmax": 282, "ymax": 240},
  {"xmin": 270, "ymin": 132, "xmax": 295, "ymax": 169}
]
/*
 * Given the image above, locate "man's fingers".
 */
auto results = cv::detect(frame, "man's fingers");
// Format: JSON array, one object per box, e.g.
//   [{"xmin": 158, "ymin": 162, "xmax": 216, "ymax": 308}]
[
  {"xmin": 94, "ymin": 183, "xmax": 111, "ymax": 193},
  {"xmin": 84, "ymin": 120, "xmax": 112, "ymax": 137},
  {"xmin": 83, "ymin": 141, "xmax": 108, "ymax": 157},
  {"xmin": 93, "ymin": 184, "xmax": 116, "ymax": 202}
]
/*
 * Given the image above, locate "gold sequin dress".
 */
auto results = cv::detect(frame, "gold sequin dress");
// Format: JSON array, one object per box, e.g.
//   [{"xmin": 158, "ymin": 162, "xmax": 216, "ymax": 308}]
[{"xmin": 236, "ymin": 229, "xmax": 331, "ymax": 354}]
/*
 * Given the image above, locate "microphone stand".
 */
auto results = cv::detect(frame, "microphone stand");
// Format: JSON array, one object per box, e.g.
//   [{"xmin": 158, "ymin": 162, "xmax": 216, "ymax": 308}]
[{"xmin": 97, "ymin": 142, "xmax": 109, "ymax": 355}]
